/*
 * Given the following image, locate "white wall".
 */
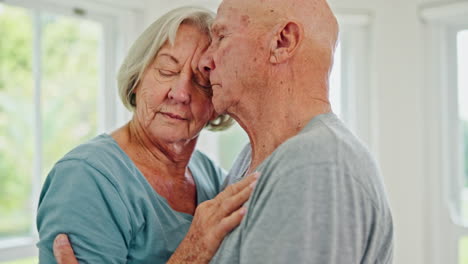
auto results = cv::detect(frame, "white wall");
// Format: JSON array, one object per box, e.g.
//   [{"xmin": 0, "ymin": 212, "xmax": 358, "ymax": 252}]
[
  {"xmin": 371, "ymin": 2, "xmax": 425, "ymax": 263},
  {"xmin": 335, "ymin": 2, "xmax": 427, "ymax": 263},
  {"xmin": 143, "ymin": 0, "xmax": 220, "ymax": 24},
  {"xmin": 141, "ymin": 0, "xmax": 442, "ymax": 263}
]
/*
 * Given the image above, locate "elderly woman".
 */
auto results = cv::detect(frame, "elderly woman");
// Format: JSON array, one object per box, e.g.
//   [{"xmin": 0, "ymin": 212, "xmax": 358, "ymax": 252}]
[{"xmin": 36, "ymin": 6, "xmax": 256, "ymax": 263}]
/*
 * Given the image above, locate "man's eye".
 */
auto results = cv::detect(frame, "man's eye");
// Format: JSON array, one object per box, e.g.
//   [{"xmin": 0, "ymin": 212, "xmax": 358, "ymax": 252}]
[{"xmin": 195, "ymin": 81, "xmax": 212, "ymax": 90}]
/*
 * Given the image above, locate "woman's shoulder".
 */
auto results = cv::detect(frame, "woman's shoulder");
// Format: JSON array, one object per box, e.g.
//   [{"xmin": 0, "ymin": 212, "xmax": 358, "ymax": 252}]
[
  {"xmin": 59, "ymin": 134, "xmax": 120, "ymax": 161},
  {"xmin": 57, "ymin": 134, "xmax": 131, "ymax": 169},
  {"xmin": 49, "ymin": 134, "xmax": 136, "ymax": 186},
  {"xmin": 37, "ymin": 135, "xmax": 134, "ymax": 263}
]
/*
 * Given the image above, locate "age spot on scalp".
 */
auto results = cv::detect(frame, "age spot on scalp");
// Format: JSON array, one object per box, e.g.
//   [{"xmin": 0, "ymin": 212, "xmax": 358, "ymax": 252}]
[{"xmin": 241, "ymin": 15, "xmax": 250, "ymax": 25}]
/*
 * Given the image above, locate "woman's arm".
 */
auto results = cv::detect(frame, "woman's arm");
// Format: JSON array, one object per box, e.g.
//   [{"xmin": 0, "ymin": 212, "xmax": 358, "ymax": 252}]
[
  {"xmin": 53, "ymin": 172, "xmax": 258, "ymax": 264},
  {"xmin": 38, "ymin": 160, "xmax": 132, "ymax": 263}
]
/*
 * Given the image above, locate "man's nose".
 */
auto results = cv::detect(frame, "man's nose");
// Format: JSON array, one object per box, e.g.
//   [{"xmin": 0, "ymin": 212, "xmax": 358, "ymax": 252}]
[
  {"xmin": 198, "ymin": 49, "xmax": 215, "ymax": 76},
  {"xmin": 168, "ymin": 76, "xmax": 191, "ymax": 104}
]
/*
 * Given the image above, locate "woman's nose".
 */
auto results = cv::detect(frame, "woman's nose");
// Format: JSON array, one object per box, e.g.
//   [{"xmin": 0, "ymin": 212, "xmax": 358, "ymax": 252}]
[{"xmin": 168, "ymin": 76, "xmax": 191, "ymax": 104}]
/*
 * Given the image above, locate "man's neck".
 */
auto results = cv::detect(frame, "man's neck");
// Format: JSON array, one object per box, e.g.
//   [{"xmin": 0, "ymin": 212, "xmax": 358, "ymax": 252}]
[{"xmin": 234, "ymin": 95, "xmax": 331, "ymax": 174}]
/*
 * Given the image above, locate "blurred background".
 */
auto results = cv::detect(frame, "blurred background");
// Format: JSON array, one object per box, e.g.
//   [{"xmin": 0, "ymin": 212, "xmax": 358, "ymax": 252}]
[{"xmin": 0, "ymin": 0, "xmax": 467, "ymax": 263}]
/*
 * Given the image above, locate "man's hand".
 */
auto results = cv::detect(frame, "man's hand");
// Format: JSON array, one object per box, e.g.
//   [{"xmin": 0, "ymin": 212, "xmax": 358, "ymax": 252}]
[
  {"xmin": 53, "ymin": 234, "xmax": 78, "ymax": 264},
  {"xmin": 167, "ymin": 172, "xmax": 259, "ymax": 263}
]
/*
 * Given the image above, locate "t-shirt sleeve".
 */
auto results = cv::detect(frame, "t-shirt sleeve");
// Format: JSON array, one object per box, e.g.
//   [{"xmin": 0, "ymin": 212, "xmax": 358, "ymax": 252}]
[
  {"xmin": 36, "ymin": 159, "xmax": 132, "ymax": 264},
  {"xmin": 221, "ymin": 143, "xmax": 251, "ymax": 189},
  {"xmin": 211, "ymin": 160, "xmax": 227, "ymax": 195},
  {"xmin": 239, "ymin": 162, "xmax": 377, "ymax": 264},
  {"xmin": 191, "ymin": 150, "xmax": 227, "ymax": 197}
]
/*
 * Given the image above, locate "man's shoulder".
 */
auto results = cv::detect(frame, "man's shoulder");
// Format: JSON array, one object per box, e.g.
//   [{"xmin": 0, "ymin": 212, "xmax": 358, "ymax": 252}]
[
  {"xmin": 270, "ymin": 113, "xmax": 374, "ymax": 169},
  {"xmin": 258, "ymin": 114, "xmax": 389, "ymax": 209},
  {"xmin": 265, "ymin": 114, "xmax": 343, "ymax": 166}
]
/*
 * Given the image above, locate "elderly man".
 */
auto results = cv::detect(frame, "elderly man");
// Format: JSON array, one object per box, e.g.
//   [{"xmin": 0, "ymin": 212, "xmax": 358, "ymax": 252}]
[
  {"xmin": 54, "ymin": 0, "xmax": 393, "ymax": 263},
  {"xmin": 197, "ymin": 0, "xmax": 393, "ymax": 263}
]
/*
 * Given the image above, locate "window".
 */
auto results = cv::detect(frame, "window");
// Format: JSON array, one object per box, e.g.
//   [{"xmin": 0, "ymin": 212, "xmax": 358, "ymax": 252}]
[
  {"xmin": 0, "ymin": 3, "xmax": 34, "ymax": 242},
  {"xmin": 458, "ymin": 30, "xmax": 468, "ymax": 219},
  {"xmin": 421, "ymin": 2, "xmax": 468, "ymax": 263},
  {"xmin": 443, "ymin": 28, "xmax": 468, "ymax": 229},
  {"xmin": 330, "ymin": 43, "xmax": 343, "ymax": 119},
  {"xmin": 0, "ymin": 2, "xmax": 102, "ymax": 261},
  {"xmin": 457, "ymin": 29, "xmax": 468, "ymax": 264},
  {"xmin": 0, "ymin": 0, "xmax": 139, "ymax": 262}
]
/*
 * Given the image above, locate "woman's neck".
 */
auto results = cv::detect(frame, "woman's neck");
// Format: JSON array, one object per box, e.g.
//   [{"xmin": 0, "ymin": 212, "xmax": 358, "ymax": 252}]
[
  {"xmin": 111, "ymin": 120, "xmax": 199, "ymax": 215},
  {"xmin": 111, "ymin": 120, "xmax": 196, "ymax": 179}
]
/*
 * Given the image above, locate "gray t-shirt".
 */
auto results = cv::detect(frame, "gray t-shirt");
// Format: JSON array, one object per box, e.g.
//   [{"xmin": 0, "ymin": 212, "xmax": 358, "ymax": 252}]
[{"xmin": 212, "ymin": 113, "xmax": 393, "ymax": 264}]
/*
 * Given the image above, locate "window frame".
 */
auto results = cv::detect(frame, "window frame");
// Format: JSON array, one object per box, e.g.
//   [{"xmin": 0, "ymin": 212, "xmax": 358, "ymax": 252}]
[
  {"xmin": 421, "ymin": 2, "xmax": 468, "ymax": 263},
  {"xmin": 0, "ymin": 0, "xmax": 141, "ymax": 261},
  {"xmin": 336, "ymin": 12, "xmax": 375, "ymax": 152}
]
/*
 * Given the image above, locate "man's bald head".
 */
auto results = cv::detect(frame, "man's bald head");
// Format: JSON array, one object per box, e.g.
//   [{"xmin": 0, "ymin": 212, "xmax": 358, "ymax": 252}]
[{"xmin": 219, "ymin": 0, "xmax": 339, "ymax": 71}]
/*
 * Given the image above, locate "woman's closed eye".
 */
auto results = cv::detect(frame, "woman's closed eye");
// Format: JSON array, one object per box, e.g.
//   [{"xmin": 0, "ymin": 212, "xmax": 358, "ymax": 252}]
[{"xmin": 157, "ymin": 68, "xmax": 178, "ymax": 77}]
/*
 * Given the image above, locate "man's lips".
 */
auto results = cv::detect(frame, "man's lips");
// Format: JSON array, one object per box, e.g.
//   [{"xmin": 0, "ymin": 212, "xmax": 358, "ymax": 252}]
[{"xmin": 160, "ymin": 112, "xmax": 187, "ymax": 121}]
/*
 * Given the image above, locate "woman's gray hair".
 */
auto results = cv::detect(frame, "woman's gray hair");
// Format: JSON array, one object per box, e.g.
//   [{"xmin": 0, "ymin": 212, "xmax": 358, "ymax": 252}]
[{"xmin": 117, "ymin": 6, "xmax": 233, "ymax": 131}]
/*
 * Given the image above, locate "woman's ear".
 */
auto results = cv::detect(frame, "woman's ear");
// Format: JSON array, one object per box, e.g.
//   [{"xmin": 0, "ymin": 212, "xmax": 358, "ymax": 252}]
[{"xmin": 269, "ymin": 21, "xmax": 303, "ymax": 64}]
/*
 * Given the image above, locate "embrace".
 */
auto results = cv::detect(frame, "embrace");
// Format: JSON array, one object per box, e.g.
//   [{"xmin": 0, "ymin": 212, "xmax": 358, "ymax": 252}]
[{"xmin": 37, "ymin": 0, "xmax": 393, "ymax": 263}]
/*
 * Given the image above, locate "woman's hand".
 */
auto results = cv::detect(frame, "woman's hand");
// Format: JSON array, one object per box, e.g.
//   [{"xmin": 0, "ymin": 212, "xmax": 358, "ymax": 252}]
[
  {"xmin": 167, "ymin": 172, "xmax": 259, "ymax": 264},
  {"xmin": 52, "ymin": 172, "xmax": 259, "ymax": 264}
]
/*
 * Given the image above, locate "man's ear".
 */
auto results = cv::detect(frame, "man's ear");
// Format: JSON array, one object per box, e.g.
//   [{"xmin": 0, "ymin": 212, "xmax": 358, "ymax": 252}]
[{"xmin": 269, "ymin": 21, "xmax": 303, "ymax": 64}]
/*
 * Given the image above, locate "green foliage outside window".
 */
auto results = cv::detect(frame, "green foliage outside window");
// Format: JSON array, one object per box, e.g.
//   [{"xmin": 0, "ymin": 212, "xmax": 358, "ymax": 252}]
[
  {"xmin": 0, "ymin": 4, "xmax": 100, "ymax": 238},
  {"xmin": 0, "ymin": 5, "xmax": 34, "ymax": 238},
  {"xmin": 464, "ymin": 120, "xmax": 468, "ymax": 187}
]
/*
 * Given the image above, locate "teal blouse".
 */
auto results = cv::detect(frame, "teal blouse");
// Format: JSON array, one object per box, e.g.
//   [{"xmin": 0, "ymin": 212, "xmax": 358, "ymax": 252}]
[{"xmin": 37, "ymin": 134, "xmax": 225, "ymax": 263}]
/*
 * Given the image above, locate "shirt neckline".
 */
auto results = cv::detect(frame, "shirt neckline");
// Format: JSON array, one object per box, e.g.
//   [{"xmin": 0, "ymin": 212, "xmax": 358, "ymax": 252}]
[{"xmin": 98, "ymin": 133, "xmax": 199, "ymax": 220}]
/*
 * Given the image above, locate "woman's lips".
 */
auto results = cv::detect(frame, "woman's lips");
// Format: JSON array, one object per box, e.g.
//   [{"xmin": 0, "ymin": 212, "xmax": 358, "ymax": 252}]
[{"xmin": 160, "ymin": 112, "xmax": 187, "ymax": 121}]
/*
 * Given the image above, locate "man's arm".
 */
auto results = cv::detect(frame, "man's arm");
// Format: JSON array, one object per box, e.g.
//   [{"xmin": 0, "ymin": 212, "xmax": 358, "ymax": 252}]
[{"xmin": 53, "ymin": 235, "xmax": 78, "ymax": 264}]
